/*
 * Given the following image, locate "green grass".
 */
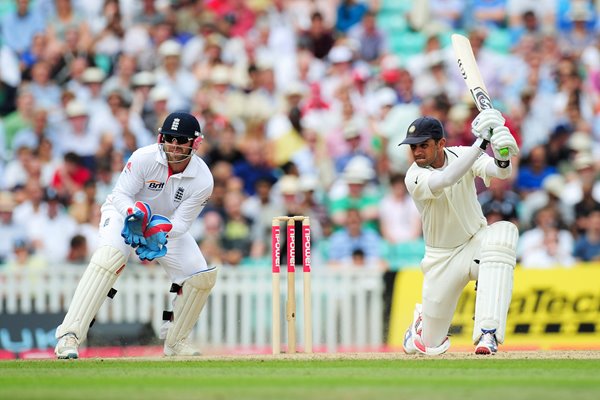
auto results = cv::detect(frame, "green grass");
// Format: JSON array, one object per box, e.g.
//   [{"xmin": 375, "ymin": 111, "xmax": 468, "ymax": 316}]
[{"xmin": 1, "ymin": 358, "xmax": 599, "ymax": 400}]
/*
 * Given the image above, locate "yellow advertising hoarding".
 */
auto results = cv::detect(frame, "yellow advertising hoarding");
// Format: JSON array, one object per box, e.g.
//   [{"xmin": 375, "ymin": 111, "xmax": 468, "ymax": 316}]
[{"xmin": 388, "ymin": 265, "xmax": 600, "ymax": 350}]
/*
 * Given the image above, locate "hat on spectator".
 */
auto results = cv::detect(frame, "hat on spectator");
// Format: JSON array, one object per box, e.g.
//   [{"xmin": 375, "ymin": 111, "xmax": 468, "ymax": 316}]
[
  {"xmin": 65, "ymin": 100, "xmax": 88, "ymax": 117},
  {"xmin": 568, "ymin": 3, "xmax": 593, "ymax": 21},
  {"xmin": 328, "ymin": 46, "xmax": 353, "ymax": 64},
  {"xmin": 285, "ymin": 81, "xmax": 307, "ymax": 97},
  {"xmin": 375, "ymin": 87, "xmax": 397, "ymax": 108},
  {"xmin": 279, "ymin": 175, "xmax": 300, "ymax": 195},
  {"xmin": 568, "ymin": 131, "xmax": 592, "ymax": 152},
  {"xmin": 132, "ymin": 71, "xmax": 156, "ymax": 87},
  {"xmin": 299, "ymin": 175, "xmax": 319, "ymax": 192},
  {"xmin": 210, "ymin": 66, "xmax": 230, "ymax": 85},
  {"xmin": 158, "ymin": 40, "xmax": 182, "ymax": 57},
  {"xmin": 542, "ymin": 174, "xmax": 566, "ymax": 198},
  {"xmin": 448, "ymin": 103, "xmax": 471, "ymax": 123},
  {"xmin": 0, "ymin": 191, "xmax": 16, "ymax": 212},
  {"xmin": 149, "ymin": 86, "xmax": 170, "ymax": 102},
  {"xmin": 573, "ymin": 152, "xmax": 594, "ymax": 170},
  {"xmin": 343, "ymin": 156, "xmax": 375, "ymax": 183},
  {"xmin": 343, "ymin": 123, "xmax": 361, "ymax": 140},
  {"xmin": 13, "ymin": 237, "xmax": 30, "ymax": 250},
  {"xmin": 82, "ymin": 67, "xmax": 106, "ymax": 84},
  {"xmin": 400, "ymin": 116, "xmax": 445, "ymax": 145}
]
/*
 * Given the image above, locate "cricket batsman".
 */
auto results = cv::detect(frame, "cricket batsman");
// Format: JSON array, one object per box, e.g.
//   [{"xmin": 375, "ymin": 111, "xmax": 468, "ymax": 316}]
[
  {"xmin": 55, "ymin": 111, "xmax": 216, "ymax": 358},
  {"xmin": 399, "ymin": 110, "xmax": 519, "ymax": 355}
]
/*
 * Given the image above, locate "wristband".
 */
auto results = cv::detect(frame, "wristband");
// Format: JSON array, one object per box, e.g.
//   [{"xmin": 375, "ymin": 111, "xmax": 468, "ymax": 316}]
[{"xmin": 495, "ymin": 158, "xmax": 510, "ymax": 168}]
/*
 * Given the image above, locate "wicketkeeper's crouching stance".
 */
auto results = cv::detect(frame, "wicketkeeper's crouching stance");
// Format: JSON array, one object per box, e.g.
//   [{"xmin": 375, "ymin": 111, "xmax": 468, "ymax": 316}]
[
  {"xmin": 399, "ymin": 110, "xmax": 519, "ymax": 355},
  {"xmin": 55, "ymin": 112, "xmax": 216, "ymax": 359}
]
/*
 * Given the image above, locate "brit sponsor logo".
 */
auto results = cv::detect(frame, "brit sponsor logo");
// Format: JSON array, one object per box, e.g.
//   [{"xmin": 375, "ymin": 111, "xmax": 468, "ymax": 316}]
[{"xmin": 146, "ymin": 180, "xmax": 165, "ymax": 191}]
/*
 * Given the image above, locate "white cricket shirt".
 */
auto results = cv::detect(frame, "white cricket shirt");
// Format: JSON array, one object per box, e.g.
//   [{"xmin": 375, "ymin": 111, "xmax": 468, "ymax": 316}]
[
  {"xmin": 103, "ymin": 144, "xmax": 214, "ymax": 238},
  {"xmin": 405, "ymin": 146, "xmax": 493, "ymax": 249}
]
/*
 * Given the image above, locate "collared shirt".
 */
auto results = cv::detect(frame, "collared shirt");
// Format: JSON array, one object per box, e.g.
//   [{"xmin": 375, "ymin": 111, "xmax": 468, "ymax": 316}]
[
  {"xmin": 1, "ymin": 10, "xmax": 46, "ymax": 53},
  {"xmin": 405, "ymin": 147, "xmax": 491, "ymax": 249},
  {"xmin": 104, "ymin": 144, "xmax": 213, "ymax": 238}
]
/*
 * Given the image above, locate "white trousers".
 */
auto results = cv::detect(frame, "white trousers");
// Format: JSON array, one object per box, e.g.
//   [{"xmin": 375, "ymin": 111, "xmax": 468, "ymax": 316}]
[
  {"xmin": 99, "ymin": 207, "xmax": 209, "ymax": 285},
  {"xmin": 420, "ymin": 226, "xmax": 486, "ymax": 347}
]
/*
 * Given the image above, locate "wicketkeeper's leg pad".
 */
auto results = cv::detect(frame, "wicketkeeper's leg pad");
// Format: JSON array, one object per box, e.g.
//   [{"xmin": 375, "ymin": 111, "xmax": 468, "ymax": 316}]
[
  {"xmin": 473, "ymin": 221, "xmax": 518, "ymax": 344},
  {"xmin": 165, "ymin": 267, "xmax": 217, "ymax": 348},
  {"xmin": 55, "ymin": 246, "xmax": 127, "ymax": 340}
]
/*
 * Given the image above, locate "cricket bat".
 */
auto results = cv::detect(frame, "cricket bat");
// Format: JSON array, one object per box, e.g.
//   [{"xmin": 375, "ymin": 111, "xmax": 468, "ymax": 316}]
[{"xmin": 451, "ymin": 33, "xmax": 509, "ymax": 157}]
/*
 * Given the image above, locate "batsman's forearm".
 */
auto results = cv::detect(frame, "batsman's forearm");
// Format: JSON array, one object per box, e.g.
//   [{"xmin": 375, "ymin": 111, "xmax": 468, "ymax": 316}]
[
  {"xmin": 428, "ymin": 140, "xmax": 485, "ymax": 192},
  {"xmin": 485, "ymin": 160, "xmax": 512, "ymax": 179}
]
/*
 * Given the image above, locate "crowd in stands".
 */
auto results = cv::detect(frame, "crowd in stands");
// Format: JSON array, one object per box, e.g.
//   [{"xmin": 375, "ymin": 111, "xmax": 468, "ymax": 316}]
[{"xmin": 2, "ymin": 0, "xmax": 600, "ymax": 272}]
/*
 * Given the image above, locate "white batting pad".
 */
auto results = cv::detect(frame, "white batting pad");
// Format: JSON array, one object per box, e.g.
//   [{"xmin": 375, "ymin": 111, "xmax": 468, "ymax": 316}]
[
  {"xmin": 165, "ymin": 268, "xmax": 217, "ymax": 347},
  {"xmin": 56, "ymin": 246, "xmax": 127, "ymax": 340},
  {"xmin": 473, "ymin": 221, "xmax": 518, "ymax": 344}
]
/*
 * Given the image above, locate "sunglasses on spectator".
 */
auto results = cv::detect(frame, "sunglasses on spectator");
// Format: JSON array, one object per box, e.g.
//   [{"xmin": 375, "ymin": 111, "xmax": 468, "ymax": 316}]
[{"xmin": 163, "ymin": 134, "xmax": 193, "ymax": 145}]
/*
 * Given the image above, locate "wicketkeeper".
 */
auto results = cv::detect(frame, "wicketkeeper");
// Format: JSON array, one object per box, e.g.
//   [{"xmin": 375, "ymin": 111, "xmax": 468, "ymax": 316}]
[
  {"xmin": 399, "ymin": 111, "xmax": 519, "ymax": 355},
  {"xmin": 55, "ymin": 111, "xmax": 216, "ymax": 358}
]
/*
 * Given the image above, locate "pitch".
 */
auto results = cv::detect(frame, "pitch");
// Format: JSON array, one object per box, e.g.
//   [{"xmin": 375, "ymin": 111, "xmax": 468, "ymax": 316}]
[{"xmin": 1, "ymin": 351, "xmax": 599, "ymax": 400}]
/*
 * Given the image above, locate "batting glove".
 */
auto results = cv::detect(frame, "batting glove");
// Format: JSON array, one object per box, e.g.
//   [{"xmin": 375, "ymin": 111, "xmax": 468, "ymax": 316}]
[
  {"xmin": 135, "ymin": 214, "xmax": 172, "ymax": 261},
  {"xmin": 471, "ymin": 109, "xmax": 505, "ymax": 141},
  {"xmin": 490, "ymin": 126, "xmax": 519, "ymax": 161},
  {"xmin": 121, "ymin": 201, "xmax": 152, "ymax": 247}
]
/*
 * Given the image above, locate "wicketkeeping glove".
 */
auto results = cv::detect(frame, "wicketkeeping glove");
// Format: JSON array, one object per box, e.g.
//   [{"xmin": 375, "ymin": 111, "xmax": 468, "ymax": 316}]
[
  {"xmin": 471, "ymin": 109, "xmax": 505, "ymax": 141},
  {"xmin": 490, "ymin": 126, "xmax": 519, "ymax": 161},
  {"xmin": 135, "ymin": 214, "xmax": 172, "ymax": 261},
  {"xmin": 121, "ymin": 201, "xmax": 152, "ymax": 247}
]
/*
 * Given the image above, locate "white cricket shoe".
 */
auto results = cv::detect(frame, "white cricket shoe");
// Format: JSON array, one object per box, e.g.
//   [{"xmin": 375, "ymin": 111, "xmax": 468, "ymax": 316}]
[
  {"xmin": 403, "ymin": 304, "xmax": 423, "ymax": 355},
  {"xmin": 55, "ymin": 333, "xmax": 79, "ymax": 359},
  {"xmin": 164, "ymin": 339, "xmax": 201, "ymax": 356},
  {"xmin": 403, "ymin": 303, "xmax": 450, "ymax": 356},
  {"xmin": 475, "ymin": 329, "xmax": 498, "ymax": 355}
]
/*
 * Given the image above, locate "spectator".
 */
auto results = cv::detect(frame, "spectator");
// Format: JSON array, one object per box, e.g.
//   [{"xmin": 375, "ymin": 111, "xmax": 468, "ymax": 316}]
[
  {"xmin": 574, "ymin": 209, "xmax": 600, "ymax": 262},
  {"xmin": 478, "ymin": 178, "xmax": 520, "ymax": 225},
  {"xmin": 379, "ymin": 173, "xmax": 421, "ymax": 244},
  {"xmin": 515, "ymin": 145, "xmax": 557, "ymax": 195},
  {"xmin": 27, "ymin": 187, "xmax": 78, "ymax": 263},
  {"xmin": 347, "ymin": 10, "xmax": 387, "ymax": 63},
  {"xmin": 518, "ymin": 205, "xmax": 575, "ymax": 268},
  {"xmin": 221, "ymin": 190, "xmax": 253, "ymax": 266},
  {"xmin": 0, "ymin": 191, "xmax": 25, "ymax": 264},
  {"xmin": 50, "ymin": 152, "xmax": 92, "ymax": 201},
  {"xmin": 66, "ymin": 234, "xmax": 88, "ymax": 263},
  {"xmin": 298, "ymin": 11, "xmax": 335, "ymax": 60},
  {"xmin": 327, "ymin": 208, "xmax": 386, "ymax": 270},
  {"xmin": 232, "ymin": 138, "xmax": 277, "ymax": 196},
  {"xmin": 0, "ymin": 0, "xmax": 46, "ymax": 56},
  {"xmin": 329, "ymin": 155, "xmax": 380, "ymax": 229},
  {"xmin": 4, "ymin": 237, "xmax": 46, "ymax": 273}
]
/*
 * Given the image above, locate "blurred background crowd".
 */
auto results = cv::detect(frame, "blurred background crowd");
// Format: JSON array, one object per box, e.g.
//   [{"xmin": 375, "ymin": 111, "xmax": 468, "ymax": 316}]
[{"xmin": 2, "ymin": 0, "xmax": 600, "ymax": 272}]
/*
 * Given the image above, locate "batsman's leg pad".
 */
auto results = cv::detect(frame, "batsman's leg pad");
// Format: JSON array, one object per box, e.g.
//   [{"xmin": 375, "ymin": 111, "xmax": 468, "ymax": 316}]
[
  {"xmin": 165, "ymin": 267, "xmax": 217, "ymax": 348},
  {"xmin": 55, "ymin": 246, "xmax": 127, "ymax": 340},
  {"xmin": 473, "ymin": 221, "xmax": 518, "ymax": 344}
]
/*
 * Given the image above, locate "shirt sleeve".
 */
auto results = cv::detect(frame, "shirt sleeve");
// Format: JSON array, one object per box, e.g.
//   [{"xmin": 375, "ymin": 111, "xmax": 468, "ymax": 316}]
[
  {"xmin": 169, "ymin": 180, "xmax": 214, "ymax": 238},
  {"xmin": 405, "ymin": 166, "xmax": 438, "ymax": 200},
  {"xmin": 110, "ymin": 152, "xmax": 146, "ymax": 216}
]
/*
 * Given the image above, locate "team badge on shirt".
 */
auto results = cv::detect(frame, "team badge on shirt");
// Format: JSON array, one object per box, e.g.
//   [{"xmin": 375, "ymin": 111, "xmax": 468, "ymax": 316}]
[{"xmin": 175, "ymin": 187, "xmax": 184, "ymax": 202}]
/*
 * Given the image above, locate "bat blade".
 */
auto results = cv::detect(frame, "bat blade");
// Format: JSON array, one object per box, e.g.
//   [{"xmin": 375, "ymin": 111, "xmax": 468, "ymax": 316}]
[{"xmin": 451, "ymin": 33, "xmax": 509, "ymax": 157}]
